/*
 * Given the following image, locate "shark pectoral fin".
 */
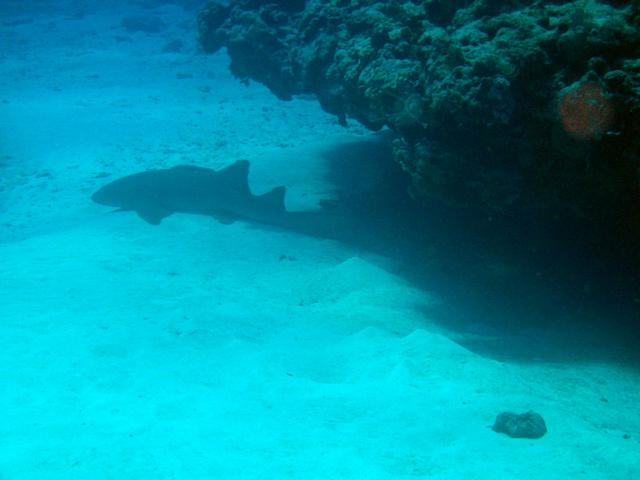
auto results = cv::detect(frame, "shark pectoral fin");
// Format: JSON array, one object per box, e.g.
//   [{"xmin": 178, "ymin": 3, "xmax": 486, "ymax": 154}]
[{"xmin": 136, "ymin": 205, "xmax": 172, "ymax": 225}]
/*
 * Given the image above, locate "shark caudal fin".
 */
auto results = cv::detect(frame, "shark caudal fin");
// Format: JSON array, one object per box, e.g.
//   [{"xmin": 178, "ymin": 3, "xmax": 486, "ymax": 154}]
[{"xmin": 257, "ymin": 185, "xmax": 286, "ymax": 213}]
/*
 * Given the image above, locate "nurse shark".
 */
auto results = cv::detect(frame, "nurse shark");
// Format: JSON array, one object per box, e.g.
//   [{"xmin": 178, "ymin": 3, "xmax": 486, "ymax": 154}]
[{"xmin": 91, "ymin": 160, "xmax": 347, "ymax": 238}]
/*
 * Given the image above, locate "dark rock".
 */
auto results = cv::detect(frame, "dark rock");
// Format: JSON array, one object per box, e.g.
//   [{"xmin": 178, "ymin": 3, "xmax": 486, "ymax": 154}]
[
  {"xmin": 492, "ymin": 411, "xmax": 547, "ymax": 439},
  {"xmin": 121, "ymin": 15, "xmax": 166, "ymax": 34},
  {"xmin": 197, "ymin": 2, "xmax": 231, "ymax": 53}
]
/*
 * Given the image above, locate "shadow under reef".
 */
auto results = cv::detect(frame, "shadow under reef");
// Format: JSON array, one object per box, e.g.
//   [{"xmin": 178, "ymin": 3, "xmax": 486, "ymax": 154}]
[{"xmin": 284, "ymin": 132, "xmax": 640, "ymax": 366}]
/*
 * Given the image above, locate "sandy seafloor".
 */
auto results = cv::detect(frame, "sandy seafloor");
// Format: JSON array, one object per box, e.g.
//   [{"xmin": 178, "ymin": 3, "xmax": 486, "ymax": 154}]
[{"xmin": 1, "ymin": 4, "xmax": 639, "ymax": 479}]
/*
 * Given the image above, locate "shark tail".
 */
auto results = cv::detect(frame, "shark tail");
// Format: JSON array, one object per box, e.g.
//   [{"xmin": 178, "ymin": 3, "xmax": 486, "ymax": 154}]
[{"xmin": 257, "ymin": 186, "xmax": 286, "ymax": 213}]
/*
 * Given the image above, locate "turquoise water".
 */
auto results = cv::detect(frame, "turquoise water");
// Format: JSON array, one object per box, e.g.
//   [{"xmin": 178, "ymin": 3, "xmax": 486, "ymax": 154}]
[{"xmin": 1, "ymin": 2, "xmax": 638, "ymax": 478}]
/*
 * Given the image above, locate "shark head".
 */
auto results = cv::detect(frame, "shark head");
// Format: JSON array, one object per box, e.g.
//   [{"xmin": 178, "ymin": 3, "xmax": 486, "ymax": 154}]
[
  {"xmin": 91, "ymin": 182, "xmax": 120, "ymax": 206},
  {"xmin": 91, "ymin": 173, "xmax": 145, "ymax": 209}
]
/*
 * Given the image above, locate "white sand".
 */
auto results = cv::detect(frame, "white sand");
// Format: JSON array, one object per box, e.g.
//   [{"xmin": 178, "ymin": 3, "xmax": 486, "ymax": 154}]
[{"xmin": 1, "ymin": 5, "xmax": 638, "ymax": 479}]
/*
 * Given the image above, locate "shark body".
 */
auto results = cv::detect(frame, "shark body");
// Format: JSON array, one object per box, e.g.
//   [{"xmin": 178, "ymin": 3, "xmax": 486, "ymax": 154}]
[{"xmin": 91, "ymin": 160, "xmax": 290, "ymax": 226}]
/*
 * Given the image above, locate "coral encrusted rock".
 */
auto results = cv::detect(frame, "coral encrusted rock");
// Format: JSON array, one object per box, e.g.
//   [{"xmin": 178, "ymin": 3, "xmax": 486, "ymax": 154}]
[{"xmin": 197, "ymin": 0, "xmax": 640, "ymax": 256}]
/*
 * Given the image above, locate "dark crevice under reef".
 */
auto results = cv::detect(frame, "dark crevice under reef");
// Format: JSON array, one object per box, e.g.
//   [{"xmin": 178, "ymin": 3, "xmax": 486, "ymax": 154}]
[{"xmin": 311, "ymin": 135, "xmax": 640, "ymax": 365}]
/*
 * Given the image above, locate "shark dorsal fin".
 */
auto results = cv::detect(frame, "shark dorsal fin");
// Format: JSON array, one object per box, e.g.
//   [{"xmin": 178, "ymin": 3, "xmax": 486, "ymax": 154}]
[
  {"xmin": 171, "ymin": 165, "xmax": 213, "ymax": 173},
  {"xmin": 215, "ymin": 160, "xmax": 250, "ymax": 193},
  {"xmin": 257, "ymin": 185, "xmax": 286, "ymax": 213}
]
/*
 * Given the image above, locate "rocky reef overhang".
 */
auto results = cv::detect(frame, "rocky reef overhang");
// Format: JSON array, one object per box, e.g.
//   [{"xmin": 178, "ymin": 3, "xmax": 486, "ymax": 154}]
[{"xmin": 197, "ymin": 0, "xmax": 640, "ymax": 266}]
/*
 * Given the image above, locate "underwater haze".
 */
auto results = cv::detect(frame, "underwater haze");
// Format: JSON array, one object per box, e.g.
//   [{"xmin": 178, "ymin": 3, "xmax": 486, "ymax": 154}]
[{"xmin": 1, "ymin": 0, "xmax": 639, "ymax": 478}]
